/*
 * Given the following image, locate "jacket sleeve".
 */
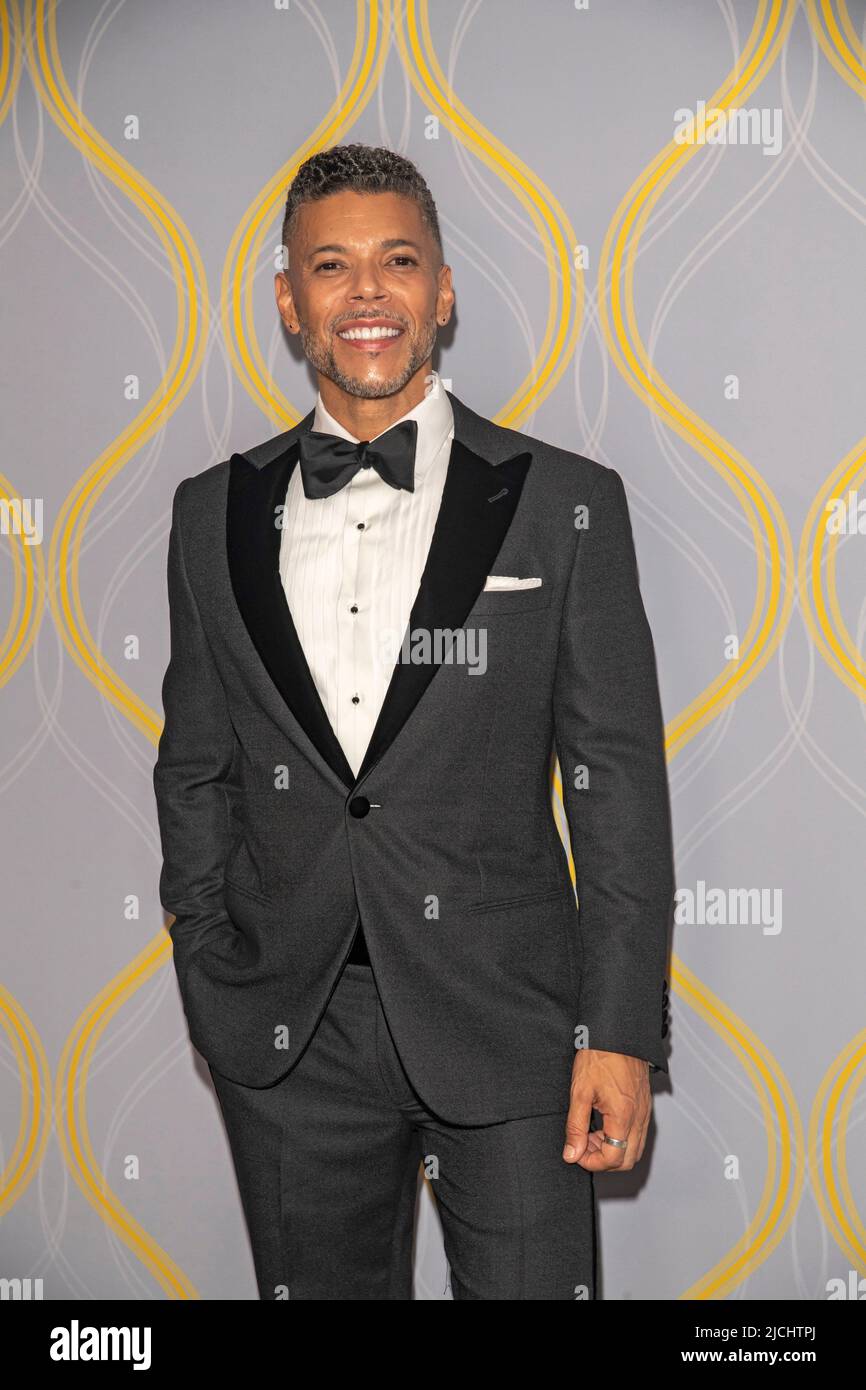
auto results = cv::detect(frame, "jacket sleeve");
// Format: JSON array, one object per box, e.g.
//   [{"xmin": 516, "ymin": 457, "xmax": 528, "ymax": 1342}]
[
  {"xmin": 153, "ymin": 478, "xmax": 239, "ymax": 986},
  {"xmin": 552, "ymin": 465, "xmax": 674, "ymax": 1073}
]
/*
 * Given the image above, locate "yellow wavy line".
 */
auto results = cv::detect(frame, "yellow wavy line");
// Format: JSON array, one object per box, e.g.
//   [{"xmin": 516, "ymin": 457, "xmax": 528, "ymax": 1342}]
[
  {"xmin": 594, "ymin": 0, "xmax": 801, "ymax": 1299},
  {"xmin": 673, "ymin": 960, "xmax": 804, "ymax": 1298},
  {"xmin": 799, "ymin": 11, "xmax": 866, "ymax": 701},
  {"xmin": 836, "ymin": 0, "xmax": 866, "ymax": 63},
  {"xmin": 0, "ymin": 0, "xmax": 22, "ymax": 128},
  {"xmin": 0, "ymin": 477, "xmax": 45, "ymax": 690},
  {"xmin": 29, "ymin": 0, "xmax": 207, "ymax": 741},
  {"xmin": 799, "ymin": 5, "xmax": 866, "ymax": 1276},
  {"xmin": 836, "ymin": 0, "xmax": 866, "ymax": 70},
  {"xmin": 396, "ymin": 0, "xmax": 581, "ymax": 427},
  {"xmin": 27, "ymin": 0, "xmax": 209, "ymax": 1294},
  {"xmin": 809, "ymin": 1033, "xmax": 866, "ymax": 1272},
  {"xmin": 223, "ymin": 0, "xmax": 389, "ymax": 426},
  {"xmin": 54, "ymin": 936, "xmax": 199, "ymax": 1298},
  {"xmin": 0, "ymin": 9, "xmax": 56, "ymax": 1226},
  {"xmin": 799, "ymin": 444, "xmax": 866, "ymax": 700},
  {"xmin": 834, "ymin": 1048, "xmax": 866, "ymax": 1263},
  {"xmin": 601, "ymin": 0, "xmax": 796, "ymax": 760},
  {"xmin": 0, "ymin": 483, "xmax": 45, "ymax": 1225},
  {"xmin": 806, "ymin": 0, "xmax": 866, "ymax": 95},
  {"xmin": 0, "ymin": 986, "xmax": 52, "ymax": 1218}
]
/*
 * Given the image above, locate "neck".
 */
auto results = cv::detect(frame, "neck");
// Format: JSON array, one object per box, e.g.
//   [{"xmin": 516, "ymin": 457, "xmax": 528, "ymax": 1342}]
[{"xmin": 317, "ymin": 361, "xmax": 433, "ymax": 439}]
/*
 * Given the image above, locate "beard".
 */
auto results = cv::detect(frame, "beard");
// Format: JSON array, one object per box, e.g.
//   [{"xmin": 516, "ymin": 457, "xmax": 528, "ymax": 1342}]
[{"xmin": 298, "ymin": 313, "xmax": 438, "ymax": 399}]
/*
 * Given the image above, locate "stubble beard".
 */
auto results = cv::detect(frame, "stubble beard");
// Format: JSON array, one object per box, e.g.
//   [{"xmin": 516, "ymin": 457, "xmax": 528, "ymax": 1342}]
[{"xmin": 298, "ymin": 314, "xmax": 439, "ymax": 399}]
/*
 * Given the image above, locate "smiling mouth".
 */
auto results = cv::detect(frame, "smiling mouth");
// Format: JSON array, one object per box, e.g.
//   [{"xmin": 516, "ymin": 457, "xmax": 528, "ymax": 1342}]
[{"xmin": 336, "ymin": 322, "xmax": 405, "ymax": 349}]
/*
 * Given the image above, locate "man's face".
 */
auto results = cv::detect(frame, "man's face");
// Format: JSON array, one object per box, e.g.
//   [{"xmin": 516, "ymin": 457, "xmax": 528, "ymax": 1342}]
[{"xmin": 275, "ymin": 190, "xmax": 453, "ymax": 400}]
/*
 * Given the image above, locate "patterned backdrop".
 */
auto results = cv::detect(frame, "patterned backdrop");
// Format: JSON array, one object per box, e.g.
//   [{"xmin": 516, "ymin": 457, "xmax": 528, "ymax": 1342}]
[{"xmin": 2, "ymin": 0, "xmax": 865, "ymax": 1300}]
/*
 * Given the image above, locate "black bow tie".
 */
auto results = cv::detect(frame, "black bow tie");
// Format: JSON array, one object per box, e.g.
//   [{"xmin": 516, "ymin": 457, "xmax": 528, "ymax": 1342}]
[{"xmin": 297, "ymin": 418, "xmax": 418, "ymax": 500}]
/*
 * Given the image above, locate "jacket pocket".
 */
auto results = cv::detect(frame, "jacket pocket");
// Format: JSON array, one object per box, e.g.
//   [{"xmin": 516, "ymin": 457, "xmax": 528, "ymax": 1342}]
[
  {"xmin": 223, "ymin": 873, "xmax": 274, "ymax": 908},
  {"xmin": 222, "ymin": 835, "xmax": 273, "ymax": 908},
  {"xmin": 467, "ymin": 590, "xmax": 552, "ymax": 617},
  {"xmin": 464, "ymin": 886, "xmax": 565, "ymax": 915}
]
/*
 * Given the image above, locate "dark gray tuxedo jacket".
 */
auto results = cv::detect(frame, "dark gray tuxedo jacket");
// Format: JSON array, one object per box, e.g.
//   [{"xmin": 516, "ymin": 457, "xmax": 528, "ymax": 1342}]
[{"xmin": 153, "ymin": 389, "xmax": 674, "ymax": 1125}]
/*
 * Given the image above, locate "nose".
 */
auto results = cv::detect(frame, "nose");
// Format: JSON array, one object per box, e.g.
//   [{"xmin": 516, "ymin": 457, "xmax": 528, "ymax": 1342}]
[{"xmin": 345, "ymin": 259, "xmax": 390, "ymax": 305}]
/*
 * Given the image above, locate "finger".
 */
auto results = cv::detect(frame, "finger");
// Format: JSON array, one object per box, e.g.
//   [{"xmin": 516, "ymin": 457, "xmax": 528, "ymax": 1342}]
[
  {"xmin": 576, "ymin": 1108, "xmax": 634, "ymax": 1171},
  {"xmin": 576, "ymin": 1130, "xmax": 630, "ymax": 1171},
  {"xmin": 562, "ymin": 1090, "xmax": 594, "ymax": 1162}
]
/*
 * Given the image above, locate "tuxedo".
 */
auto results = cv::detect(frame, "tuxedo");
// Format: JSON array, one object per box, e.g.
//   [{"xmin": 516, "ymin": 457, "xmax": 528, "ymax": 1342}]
[{"xmin": 153, "ymin": 383, "xmax": 674, "ymax": 1297}]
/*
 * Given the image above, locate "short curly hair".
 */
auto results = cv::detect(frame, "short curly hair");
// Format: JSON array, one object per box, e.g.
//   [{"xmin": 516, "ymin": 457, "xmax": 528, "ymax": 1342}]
[{"xmin": 281, "ymin": 144, "xmax": 443, "ymax": 269}]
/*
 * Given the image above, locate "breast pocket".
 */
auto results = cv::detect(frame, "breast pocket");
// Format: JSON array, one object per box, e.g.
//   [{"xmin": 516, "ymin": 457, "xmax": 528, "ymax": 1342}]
[{"xmin": 468, "ymin": 587, "xmax": 551, "ymax": 617}]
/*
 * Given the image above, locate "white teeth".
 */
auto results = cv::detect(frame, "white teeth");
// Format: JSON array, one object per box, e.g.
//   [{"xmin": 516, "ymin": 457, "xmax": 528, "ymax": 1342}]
[{"xmin": 338, "ymin": 326, "xmax": 402, "ymax": 340}]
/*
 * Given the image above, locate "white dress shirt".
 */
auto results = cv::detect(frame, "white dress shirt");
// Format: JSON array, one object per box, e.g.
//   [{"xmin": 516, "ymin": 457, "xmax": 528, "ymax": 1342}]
[{"xmin": 279, "ymin": 370, "xmax": 455, "ymax": 777}]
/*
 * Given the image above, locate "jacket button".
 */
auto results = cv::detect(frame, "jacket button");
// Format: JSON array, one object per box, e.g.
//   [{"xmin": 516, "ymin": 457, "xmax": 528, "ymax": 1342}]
[{"xmin": 348, "ymin": 795, "xmax": 371, "ymax": 818}]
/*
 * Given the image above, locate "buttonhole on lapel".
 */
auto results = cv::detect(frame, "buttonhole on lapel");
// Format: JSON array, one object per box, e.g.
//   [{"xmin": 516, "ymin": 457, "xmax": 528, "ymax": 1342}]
[{"xmin": 487, "ymin": 487, "xmax": 509, "ymax": 503}]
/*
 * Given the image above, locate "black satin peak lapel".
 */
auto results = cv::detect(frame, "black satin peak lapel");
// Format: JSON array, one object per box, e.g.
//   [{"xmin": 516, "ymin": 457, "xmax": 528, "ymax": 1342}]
[
  {"xmin": 354, "ymin": 438, "xmax": 532, "ymax": 783},
  {"xmin": 226, "ymin": 443, "xmax": 357, "ymax": 790}
]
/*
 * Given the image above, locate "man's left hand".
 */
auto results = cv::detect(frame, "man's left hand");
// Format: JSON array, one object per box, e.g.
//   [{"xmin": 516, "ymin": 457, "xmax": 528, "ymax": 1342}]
[{"xmin": 562, "ymin": 1049, "xmax": 652, "ymax": 1171}]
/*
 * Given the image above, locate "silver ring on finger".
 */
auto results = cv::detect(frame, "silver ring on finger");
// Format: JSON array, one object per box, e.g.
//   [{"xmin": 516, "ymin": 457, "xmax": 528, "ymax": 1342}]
[{"xmin": 602, "ymin": 1133, "xmax": 628, "ymax": 1149}]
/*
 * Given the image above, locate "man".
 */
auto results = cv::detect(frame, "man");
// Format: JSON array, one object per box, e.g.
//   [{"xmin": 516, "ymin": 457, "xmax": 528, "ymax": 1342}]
[{"xmin": 153, "ymin": 143, "xmax": 674, "ymax": 1301}]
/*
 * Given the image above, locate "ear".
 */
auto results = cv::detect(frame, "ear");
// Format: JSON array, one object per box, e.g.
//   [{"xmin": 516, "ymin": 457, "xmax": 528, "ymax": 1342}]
[
  {"xmin": 436, "ymin": 263, "xmax": 455, "ymax": 324},
  {"xmin": 274, "ymin": 271, "xmax": 299, "ymax": 334}
]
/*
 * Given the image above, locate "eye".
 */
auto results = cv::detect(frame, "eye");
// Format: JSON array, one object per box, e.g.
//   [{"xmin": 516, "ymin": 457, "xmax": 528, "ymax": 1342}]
[{"xmin": 313, "ymin": 256, "xmax": 417, "ymax": 272}]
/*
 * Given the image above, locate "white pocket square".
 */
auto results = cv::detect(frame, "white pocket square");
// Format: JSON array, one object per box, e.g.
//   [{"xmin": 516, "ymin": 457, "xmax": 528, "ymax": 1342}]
[{"xmin": 483, "ymin": 575, "xmax": 543, "ymax": 591}]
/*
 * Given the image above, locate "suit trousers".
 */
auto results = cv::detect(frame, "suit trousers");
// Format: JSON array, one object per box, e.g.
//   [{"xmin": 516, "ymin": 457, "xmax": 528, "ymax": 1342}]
[{"xmin": 207, "ymin": 961, "xmax": 597, "ymax": 1300}]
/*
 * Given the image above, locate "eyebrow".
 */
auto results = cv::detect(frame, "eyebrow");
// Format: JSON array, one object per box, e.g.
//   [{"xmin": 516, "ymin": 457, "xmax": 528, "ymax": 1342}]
[{"xmin": 306, "ymin": 239, "xmax": 423, "ymax": 260}]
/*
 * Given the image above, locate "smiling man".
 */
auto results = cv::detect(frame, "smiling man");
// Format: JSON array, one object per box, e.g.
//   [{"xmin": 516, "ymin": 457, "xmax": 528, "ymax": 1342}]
[{"xmin": 153, "ymin": 143, "xmax": 675, "ymax": 1300}]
